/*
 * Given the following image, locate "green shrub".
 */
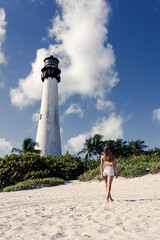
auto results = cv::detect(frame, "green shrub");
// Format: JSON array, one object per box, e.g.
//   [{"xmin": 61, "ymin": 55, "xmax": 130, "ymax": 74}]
[
  {"xmin": 1, "ymin": 152, "xmax": 160, "ymax": 188},
  {"xmin": 120, "ymin": 165, "xmax": 146, "ymax": 178},
  {"xmin": 116, "ymin": 163, "xmax": 125, "ymax": 175},
  {"xmin": 78, "ymin": 166, "xmax": 100, "ymax": 181},
  {"xmin": 0, "ymin": 152, "xmax": 85, "ymax": 188},
  {"xmin": 117, "ymin": 154, "xmax": 160, "ymax": 177},
  {"xmin": 148, "ymin": 162, "xmax": 160, "ymax": 174},
  {"xmin": 45, "ymin": 153, "xmax": 85, "ymax": 180},
  {"xmin": 3, "ymin": 177, "xmax": 65, "ymax": 192},
  {"xmin": 0, "ymin": 153, "xmax": 47, "ymax": 188},
  {"xmin": 81, "ymin": 158, "xmax": 100, "ymax": 171},
  {"xmin": 23, "ymin": 169, "xmax": 51, "ymax": 180},
  {"xmin": 78, "ymin": 154, "xmax": 160, "ymax": 181}
]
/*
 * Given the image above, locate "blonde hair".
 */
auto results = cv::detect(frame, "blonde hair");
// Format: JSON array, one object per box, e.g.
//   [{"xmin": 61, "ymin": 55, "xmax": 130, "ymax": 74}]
[{"xmin": 103, "ymin": 146, "xmax": 113, "ymax": 162}]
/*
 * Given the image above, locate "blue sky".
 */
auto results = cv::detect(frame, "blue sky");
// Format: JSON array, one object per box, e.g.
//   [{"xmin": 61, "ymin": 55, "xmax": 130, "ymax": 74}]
[{"xmin": 0, "ymin": 0, "xmax": 160, "ymax": 157}]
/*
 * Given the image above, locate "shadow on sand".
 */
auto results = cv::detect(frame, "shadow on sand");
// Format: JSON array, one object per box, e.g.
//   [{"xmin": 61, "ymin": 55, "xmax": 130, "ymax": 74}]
[{"xmin": 116, "ymin": 198, "xmax": 160, "ymax": 202}]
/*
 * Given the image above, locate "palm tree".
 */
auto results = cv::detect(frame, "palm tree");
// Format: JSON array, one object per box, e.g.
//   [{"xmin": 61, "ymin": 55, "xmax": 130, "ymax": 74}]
[
  {"xmin": 11, "ymin": 137, "xmax": 40, "ymax": 154},
  {"xmin": 114, "ymin": 139, "xmax": 129, "ymax": 158},
  {"xmin": 128, "ymin": 140, "xmax": 148, "ymax": 156},
  {"xmin": 104, "ymin": 139, "xmax": 130, "ymax": 158},
  {"xmin": 104, "ymin": 140, "xmax": 115, "ymax": 154},
  {"xmin": 92, "ymin": 134, "xmax": 104, "ymax": 160},
  {"xmin": 78, "ymin": 137, "xmax": 94, "ymax": 160},
  {"xmin": 147, "ymin": 147, "xmax": 160, "ymax": 155}
]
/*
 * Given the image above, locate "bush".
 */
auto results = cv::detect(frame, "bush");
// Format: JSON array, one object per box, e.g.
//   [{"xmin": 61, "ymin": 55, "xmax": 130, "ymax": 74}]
[
  {"xmin": 45, "ymin": 153, "xmax": 84, "ymax": 180},
  {"xmin": 23, "ymin": 169, "xmax": 51, "ymax": 180},
  {"xmin": 81, "ymin": 158, "xmax": 100, "ymax": 171},
  {"xmin": 116, "ymin": 163, "xmax": 125, "ymax": 175},
  {"xmin": 3, "ymin": 177, "xmax": 65, "ymax": 192},
  {"xmin": 78, "ymin": 166, "xmax": 100, "ymax": 181},
  {"xmin": 120, "ymin": 165, "xmax": 146, "ymax": 178},
  {"xmin": 0, "ymin": 152, "xmax": 85, "ymax": 188},
  {"xmin": 1, "ymin": 152, "xmax": 160, "ymax": 188},
  {"xmin": 148, "ymin": 162, "xmax": 160, "ymax": 174},
  {"xmin": 117, "ymin": 154, "xmax": 160, "ymax": 177},
  {"xmin": 0, "ymin": 153, "xmax": 47, "ymax": 188},
  {"xmin": 78, "ymin": 154, "xmax": 160, "ymax": 181}
]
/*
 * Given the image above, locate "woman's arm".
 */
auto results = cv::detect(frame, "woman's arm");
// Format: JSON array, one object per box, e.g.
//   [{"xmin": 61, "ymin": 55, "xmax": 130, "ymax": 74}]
[{"xmin": 100, "ymin": 156, "xmax": 104, "ymax": 179}]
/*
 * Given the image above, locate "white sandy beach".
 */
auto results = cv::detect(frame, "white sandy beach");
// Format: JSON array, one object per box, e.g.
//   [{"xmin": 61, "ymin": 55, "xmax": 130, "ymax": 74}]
[{"xmin": 0, "ymin": 174, "xmax": 160, "ymax": 240}]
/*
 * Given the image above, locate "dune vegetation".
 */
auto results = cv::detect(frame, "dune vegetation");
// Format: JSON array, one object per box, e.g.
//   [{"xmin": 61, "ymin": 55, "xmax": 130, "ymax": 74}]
[{"xmin": 0, "ymin": 135, "xmax": 160, "ymax": 191}]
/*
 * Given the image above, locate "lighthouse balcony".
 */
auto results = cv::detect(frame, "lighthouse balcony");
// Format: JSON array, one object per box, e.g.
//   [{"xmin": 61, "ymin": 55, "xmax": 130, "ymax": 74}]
[{"xmin": 41, "ymin": 67, "xmax": 61, "ymax": 82}]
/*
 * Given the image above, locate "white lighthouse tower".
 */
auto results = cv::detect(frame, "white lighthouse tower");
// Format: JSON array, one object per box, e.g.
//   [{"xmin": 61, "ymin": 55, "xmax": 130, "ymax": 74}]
[{"xmin": 36, "ymin": 55, "xmax": 61, "ymax": 156}]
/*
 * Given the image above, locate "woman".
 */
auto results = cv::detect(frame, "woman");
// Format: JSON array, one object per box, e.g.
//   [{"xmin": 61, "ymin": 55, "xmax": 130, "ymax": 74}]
[{"xmin": 100, "ymin": 146, "xmax": 118, "ymax": 202}]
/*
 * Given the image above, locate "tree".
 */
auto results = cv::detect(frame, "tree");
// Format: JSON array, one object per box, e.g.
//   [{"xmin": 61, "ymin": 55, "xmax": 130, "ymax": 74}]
[
  {"xmin": 147, "ymin": 147, "xmax": 160, "ymax": 155},
  {"xmin": 128, "ymin": 140, "xmax": 148, "ymax": 156},
  {"xmin": 78, "ymin": 137, "xmax": 94, "ymax": 160},
  {"xmin": 78, "ymin": 134, "xmax": 105, "ymax": 160},
  {"xmin": 104, "ymin": 139, "xmax": 129, "ymax": 158},
  {"xmin": 11, "ymin": 137, "xmax": 40, "ymax": 154},
  {"xmin": 114, "ymin": 139, "xmax": 129, "ymax": 158},
  {"xmin": 92, "ymin": 134, "xmax": 104, "ymax": 160},
  {"xmin": 103, "ymin": 140, "xmax": 115, "ymax": 154},
  {"xmin": 78, "ymin": 135, "xmax": 149, "ymax": 160}
]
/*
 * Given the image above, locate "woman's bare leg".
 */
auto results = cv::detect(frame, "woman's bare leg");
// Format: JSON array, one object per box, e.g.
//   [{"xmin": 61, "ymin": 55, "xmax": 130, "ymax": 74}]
[
  {"xmin": 109, "ymin": 176, "xmax": 114, "ymax": 201},
  {"xmin": 106, "ymin": 176, "xmax": 114, "ymax": 202},
  {"xmin": 104, "ymin": 176, "xmax": 108, "ymax": 193}
]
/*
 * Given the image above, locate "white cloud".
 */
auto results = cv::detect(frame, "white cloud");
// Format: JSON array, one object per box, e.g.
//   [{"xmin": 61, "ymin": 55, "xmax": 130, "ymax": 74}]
[
  {"xmin": 0, "ymin": 138, "xmax": 13, "ymax": 155},
  {"xmin": 96, "ymin": 98, "xmax": 115, "ymax": 111},
  {"xmin": 10, "ymin": 48, "xmax": 48, "ymax": 109},
  {"xmin": 91, "ymin": 114, "xmax": 123, "ymax": 139},
  {"xmin": 64, "ymin": 104, "xmax": 84, "ymax": 118},
  {"xmin": 0, "ymin": 8, "xmax": 7, "ymax": 64},
  {"xmin": 10, "ymin": 0, "xmax": 119, "ymax": 109},
  {"xmin": 64, "ymin": 133, "xmax": 88, "ymax": 153},
  {"xmin": 152, "ymin": 108, "xmax": 160, "ymax": 122},
  {"xmin": 64, "ymin": 113, "xmax": 124, "ymax": 153}
]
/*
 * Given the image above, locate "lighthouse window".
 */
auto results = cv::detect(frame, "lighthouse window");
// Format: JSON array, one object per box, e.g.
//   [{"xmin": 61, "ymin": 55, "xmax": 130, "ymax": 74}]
[{"xmin": 40, "ymin": 114, "xmax": 42, "ymax": 120}]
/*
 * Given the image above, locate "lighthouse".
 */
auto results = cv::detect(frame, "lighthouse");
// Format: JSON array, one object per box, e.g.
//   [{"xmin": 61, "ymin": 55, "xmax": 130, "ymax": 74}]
[{"xmin": 35, "ymin": 55, "xmax": 61, "ymax": 156}]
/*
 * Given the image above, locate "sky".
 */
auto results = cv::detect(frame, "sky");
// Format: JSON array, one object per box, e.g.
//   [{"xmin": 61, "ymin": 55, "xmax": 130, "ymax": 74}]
[{"xmin": 0, "ymin": 0, "xmax": 160, "ymax": 157}]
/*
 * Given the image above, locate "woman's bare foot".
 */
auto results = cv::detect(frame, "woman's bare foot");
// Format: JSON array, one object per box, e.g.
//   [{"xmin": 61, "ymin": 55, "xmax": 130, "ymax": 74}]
[
  {"xmin": 109, "ymin": 194, "xmax": 114, "ymax": 201},
  {"xmin": 106, "ymin": 196, "xmax": 110, "ymax": 202}
]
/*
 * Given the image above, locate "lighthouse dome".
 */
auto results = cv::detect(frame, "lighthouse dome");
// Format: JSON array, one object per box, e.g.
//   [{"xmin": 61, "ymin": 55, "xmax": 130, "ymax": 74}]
[{"xmin": 44, "ymin": 55, "xmax": 59, "ymax": 68}]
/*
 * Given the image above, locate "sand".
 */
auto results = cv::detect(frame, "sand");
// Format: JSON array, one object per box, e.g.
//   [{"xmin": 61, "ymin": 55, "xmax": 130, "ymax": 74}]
[{"xmin": 0, "ymin": 174, "xmax": 160, "ymax": 240}]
